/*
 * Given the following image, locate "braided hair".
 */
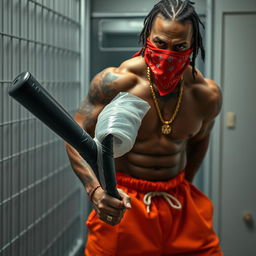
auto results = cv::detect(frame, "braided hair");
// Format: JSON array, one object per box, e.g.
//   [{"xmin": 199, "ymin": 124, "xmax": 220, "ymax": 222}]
[{"xmin": 140, "ymin": 0, "xmax": 205, "ymax": 78}]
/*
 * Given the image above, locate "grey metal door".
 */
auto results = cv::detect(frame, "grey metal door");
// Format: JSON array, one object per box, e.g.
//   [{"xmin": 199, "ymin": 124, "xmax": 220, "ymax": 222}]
[
  {"xmin": 211, "ymin": 0, "xmax": 256, "ymax": 255},
  {"xmin": 221, "ymin": 13, "xmax": 256, "ymax": 255}
]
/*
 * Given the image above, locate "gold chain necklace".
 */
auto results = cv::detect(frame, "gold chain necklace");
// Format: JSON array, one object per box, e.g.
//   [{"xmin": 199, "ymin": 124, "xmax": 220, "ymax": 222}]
[{"xmin": 147, "ymin": 66, "xmax": 184, "ymax": 135}]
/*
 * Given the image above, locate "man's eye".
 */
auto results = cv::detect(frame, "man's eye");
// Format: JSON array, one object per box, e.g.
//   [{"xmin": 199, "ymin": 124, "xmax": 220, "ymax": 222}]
[
  {"xmin": 174, "ymin": 44, "xmax": 186, "ymax": 51},
  {"xmin": 157, "ymin": 41, "xmax": 164, "ymax": 45},
  {"xmin": 155, "ymin": 40, "xmax": 167, "ymax": 48}
]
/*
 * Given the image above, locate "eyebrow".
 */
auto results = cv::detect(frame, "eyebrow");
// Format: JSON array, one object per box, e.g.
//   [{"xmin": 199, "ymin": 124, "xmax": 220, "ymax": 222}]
[
  {"xmin": 173, "ymin": 42, "xmax": 187, "ymax": 46},
  {"xmin": 154, "ymin": 36, "xmax": 187, "ymax": 45},
  {"xmin": 154, "ymin": 36, "xmax": 167, "ymax": 42}
]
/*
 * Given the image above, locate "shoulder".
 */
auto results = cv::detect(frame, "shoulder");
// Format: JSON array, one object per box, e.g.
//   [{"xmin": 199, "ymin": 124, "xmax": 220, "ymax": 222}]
[
  {"xmin": 184, "ymin": 66, "xmax": 222, "ymax": 141},
  {"xmin": 88, "ymin": 57, "xmax": 143, "ymax": 105},
  {"xmin": 184, "ymin": 66, "xmax": 222, "ymax": 119},
  {"xmin": 203, "ymin": 78, "xmax": 222, "ymax": 117}
]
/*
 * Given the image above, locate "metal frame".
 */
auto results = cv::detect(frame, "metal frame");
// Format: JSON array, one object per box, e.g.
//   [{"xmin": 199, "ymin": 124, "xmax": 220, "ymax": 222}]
[{"xmin": 98, "ymin": 18, "xmax": 144, "ymax": 52}]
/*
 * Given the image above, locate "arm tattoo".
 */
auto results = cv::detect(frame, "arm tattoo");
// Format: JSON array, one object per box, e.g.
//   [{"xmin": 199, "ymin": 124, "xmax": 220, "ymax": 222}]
[
  {"xmin": 103, "ymin": 72, "xmax": 119, "ymax": 84},
  {"xmin": 77, "ymin": 97, "xmax": 97, "ymax": 129},
  {"xmin": 89, "ymin": 71, "xmax": 119, "ymax": 105},
  {"xmin": 78, "ymin": 97, "xmax": 93, "ymax": 115},
  {"xmin": 77, "ymin": 71, "xmax": 119, "ymax": 129}
]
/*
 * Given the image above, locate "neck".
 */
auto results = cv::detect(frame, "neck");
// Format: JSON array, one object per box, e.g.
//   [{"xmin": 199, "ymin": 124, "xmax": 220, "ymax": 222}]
[{"xmin": 155, "ymin": 80, "xmax": 182, "ymax": 100}]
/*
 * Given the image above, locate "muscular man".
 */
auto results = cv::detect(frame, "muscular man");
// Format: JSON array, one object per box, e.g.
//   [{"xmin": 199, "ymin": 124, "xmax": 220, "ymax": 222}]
[{"xmin": 65, "ymin": 0, "xmax": 223, "ymax": 255}]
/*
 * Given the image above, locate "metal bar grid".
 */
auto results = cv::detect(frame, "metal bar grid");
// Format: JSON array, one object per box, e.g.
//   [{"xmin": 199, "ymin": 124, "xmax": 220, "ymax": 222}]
[
  {"xmin": 0, "ymin": 32, "xmax": 80, "ymax": 56},
  {"xmin": 0, "ymin": 163, "xmax": 70, "ymax": 206},
  {"xmin": 0, "ymin": 81, "xmax": 81, "ymax": 84},
  {"xmin": 28, "ymin": 0, "xmax": 81, "ymax": 26},
  {"xmin": 1, "ymin": 186, "xmax": 81, "ymax": 253},
  {"xmin": 0, "ymin": 0, "xmax": 83, "ymax": 255}
]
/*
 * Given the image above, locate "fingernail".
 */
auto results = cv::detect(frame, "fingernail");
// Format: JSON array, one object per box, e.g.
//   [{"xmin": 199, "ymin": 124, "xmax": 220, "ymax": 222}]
[{"xmin": 126, "ymin": 202, "xmax": 131, "ymax": 208}]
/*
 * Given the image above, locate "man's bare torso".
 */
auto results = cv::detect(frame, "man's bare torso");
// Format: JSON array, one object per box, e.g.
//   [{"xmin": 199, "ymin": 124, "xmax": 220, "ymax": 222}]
[{"xmin": 80, "ymin": 55, "xmax": 220, "ymax": 182}]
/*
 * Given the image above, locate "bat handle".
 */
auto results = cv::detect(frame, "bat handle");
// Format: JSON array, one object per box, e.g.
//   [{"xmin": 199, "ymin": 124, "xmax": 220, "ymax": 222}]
[{"xmin": 102, "ymin": 135, "xmax": 121, "ymax": 200}]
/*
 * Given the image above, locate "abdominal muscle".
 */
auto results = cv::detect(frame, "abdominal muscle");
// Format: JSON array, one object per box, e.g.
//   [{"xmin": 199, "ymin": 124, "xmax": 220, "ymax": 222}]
[{"xmin": 115, "ymin": 138, "xmax": 187, "ymax": 181}]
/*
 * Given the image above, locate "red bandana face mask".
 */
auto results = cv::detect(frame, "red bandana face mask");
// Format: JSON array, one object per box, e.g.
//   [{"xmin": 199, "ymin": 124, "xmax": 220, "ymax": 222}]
[{"xmin": 144, "ymin": 39, "xmax": 192, "ymax": 96}]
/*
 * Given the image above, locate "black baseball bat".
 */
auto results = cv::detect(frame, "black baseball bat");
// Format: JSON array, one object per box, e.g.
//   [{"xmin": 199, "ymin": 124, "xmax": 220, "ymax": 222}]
[{"xmin": 8, "ymin": 71, "xmax": 121, "ymax": 199}]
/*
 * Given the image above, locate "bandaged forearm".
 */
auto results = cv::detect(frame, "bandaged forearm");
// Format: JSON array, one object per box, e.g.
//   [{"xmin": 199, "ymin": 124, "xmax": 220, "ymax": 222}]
[{"xmin": 94, "ymin": 92, "xmax": 151, "ymax": 158}]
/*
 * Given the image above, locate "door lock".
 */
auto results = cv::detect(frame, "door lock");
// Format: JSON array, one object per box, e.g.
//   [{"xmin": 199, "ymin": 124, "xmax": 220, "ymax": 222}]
[
  {"xmin": 243, "ymin": 213, "xmax": 253, "ymax": 223},
  {"xmin": 242, "ymin": 212, "xmax": 254, "ymax": 227}
]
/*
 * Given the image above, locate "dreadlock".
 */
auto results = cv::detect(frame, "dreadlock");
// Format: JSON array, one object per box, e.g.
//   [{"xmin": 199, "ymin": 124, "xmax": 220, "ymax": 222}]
[{"xmin": 139, "ymin": 0, "xmax": 205, "ymax": 79}]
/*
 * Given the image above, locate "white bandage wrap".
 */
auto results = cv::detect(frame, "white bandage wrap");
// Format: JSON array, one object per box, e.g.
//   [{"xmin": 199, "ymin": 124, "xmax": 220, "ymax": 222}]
[{"xmin": 94, "ymin": 92, "xmax": 151, "ymax": 158}]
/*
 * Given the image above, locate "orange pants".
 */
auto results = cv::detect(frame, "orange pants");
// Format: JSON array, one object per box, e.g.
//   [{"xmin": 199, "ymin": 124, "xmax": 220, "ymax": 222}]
[{"xmin": 85, "ymin": 171, "xmax": 222, "ymax": 256}]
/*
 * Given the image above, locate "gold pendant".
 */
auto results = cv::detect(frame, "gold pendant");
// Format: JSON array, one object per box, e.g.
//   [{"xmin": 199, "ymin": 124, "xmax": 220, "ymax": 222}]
[{"xmin": 162, "ymin": 124, "xmax": 172, "ymax": 135}]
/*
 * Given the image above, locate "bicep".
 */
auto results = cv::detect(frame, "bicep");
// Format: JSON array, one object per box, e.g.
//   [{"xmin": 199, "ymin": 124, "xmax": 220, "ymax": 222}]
[
  {"xmin": 204, "ymin": 78, "xmax": 223, "ymax": 115},
  {"xmin": 193, "ymin": 80, "xmax": 222, "ymax": 141},
  {"xmin": 74, "ymin": 68, "xmax": 121, "ymax": 136}
]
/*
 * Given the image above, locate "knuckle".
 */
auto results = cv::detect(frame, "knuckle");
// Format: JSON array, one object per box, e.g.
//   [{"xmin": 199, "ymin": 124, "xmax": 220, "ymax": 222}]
[
  {"xmin": 101, "ymin": 196, "xmax": 108, "ymax": 203},
  {"xmin": 98, "ymin": 203, "xmax": 104, "ymax": 210},
  {"xmin": 102, "ymin": 193, "xmax": 108, "ymax": 200}
]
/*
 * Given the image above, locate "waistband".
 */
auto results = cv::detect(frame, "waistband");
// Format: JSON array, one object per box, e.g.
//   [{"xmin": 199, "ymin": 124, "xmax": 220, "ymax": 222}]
[{"xmin": 116, "ymin": 171, "xmax": 185, "ymax": 192}]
